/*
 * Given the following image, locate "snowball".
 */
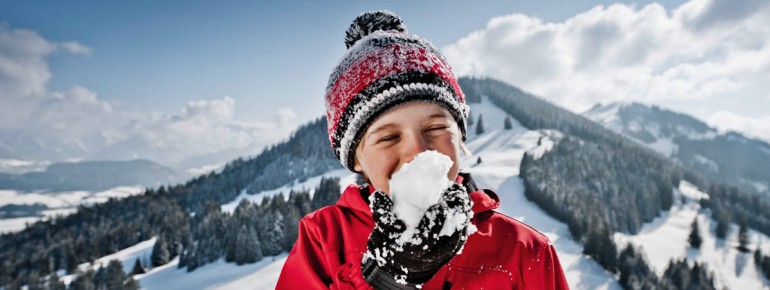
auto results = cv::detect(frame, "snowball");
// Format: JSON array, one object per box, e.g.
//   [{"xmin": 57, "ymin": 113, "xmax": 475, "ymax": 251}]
[
  {"xmin": 389, "ymin": 150, "xmax": 452, "ymax": 245},
  {"xmin": 439, "ymin": 208, "xmax": 474, "ymax": 237}
]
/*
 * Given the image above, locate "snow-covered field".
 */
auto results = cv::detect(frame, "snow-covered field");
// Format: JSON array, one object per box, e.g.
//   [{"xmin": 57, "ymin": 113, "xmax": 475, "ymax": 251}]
[{"xmin": 0, "ymin": 186, "xmax": 144, "ymax": 233}]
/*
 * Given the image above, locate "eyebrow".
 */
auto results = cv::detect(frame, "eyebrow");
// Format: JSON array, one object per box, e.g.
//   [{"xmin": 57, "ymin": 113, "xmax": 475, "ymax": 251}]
[{"xmin": 426, "ymin": 113, "xmax": 450, "ymax": 121}]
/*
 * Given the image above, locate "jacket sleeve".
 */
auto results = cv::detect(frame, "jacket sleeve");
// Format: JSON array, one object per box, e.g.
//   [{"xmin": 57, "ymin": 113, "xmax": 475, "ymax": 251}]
[
  {"xmin": 276, "ymin": 216, "xmax": 370, "ymax": 290},
  {"xmin": 522, "ymin": 242, "xmax": 570, "ymax": 290}
]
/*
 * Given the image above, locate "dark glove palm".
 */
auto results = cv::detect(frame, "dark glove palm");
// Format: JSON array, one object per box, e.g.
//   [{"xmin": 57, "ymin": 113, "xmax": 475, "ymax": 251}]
[{"xmin": 362, "ymin": 182, "xmax": 474, "ymax": 286}]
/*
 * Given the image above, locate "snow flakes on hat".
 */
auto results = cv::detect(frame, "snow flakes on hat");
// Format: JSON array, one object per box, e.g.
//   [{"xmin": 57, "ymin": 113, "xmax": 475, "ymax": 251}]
[{"xmin": 325, "ymin": 10, "xmax": 468, "ymax": 172}]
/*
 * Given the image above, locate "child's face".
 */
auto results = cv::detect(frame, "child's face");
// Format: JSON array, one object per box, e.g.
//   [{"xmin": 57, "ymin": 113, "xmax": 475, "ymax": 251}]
[{"xmin": 353, "ymin": 101, "xmax": 461, "ymax": 195}]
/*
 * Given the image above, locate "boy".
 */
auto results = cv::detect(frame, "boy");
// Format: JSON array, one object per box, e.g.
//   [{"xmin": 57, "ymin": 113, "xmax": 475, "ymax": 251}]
[{"xmin": 277, "ymin": 10, "xmax": 569, "ymax": 289}]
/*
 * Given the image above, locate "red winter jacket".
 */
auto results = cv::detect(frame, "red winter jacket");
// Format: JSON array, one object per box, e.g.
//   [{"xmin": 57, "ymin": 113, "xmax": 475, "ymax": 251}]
[{"xmin": 277, "ymin": 176, "xmax": 569, "ymax": 289}]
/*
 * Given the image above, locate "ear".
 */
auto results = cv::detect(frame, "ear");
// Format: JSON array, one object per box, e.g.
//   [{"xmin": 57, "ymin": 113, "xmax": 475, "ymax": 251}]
[
  {"xmin": 353, "ymin": 158, "xmax": 363, "ymax": 173},
  {"xmin": 352, "ymin": 144, "xmax": 365, "ymax": 173}
]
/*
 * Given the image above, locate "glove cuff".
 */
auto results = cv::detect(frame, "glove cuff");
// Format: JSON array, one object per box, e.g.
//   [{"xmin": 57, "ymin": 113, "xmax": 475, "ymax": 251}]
[
  {"xmin": 362, "ymin": 257, "xmax": 419, "ymax": 290},
  {"xmin": 362, "ymin": 255, "xmax": 444, "ymax": 289}
]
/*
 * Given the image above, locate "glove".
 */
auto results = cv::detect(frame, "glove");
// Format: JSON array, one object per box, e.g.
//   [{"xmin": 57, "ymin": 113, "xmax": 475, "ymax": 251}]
[{"xmin": 361, "ymin": 182, "xmax": 474, "ymax": 288}]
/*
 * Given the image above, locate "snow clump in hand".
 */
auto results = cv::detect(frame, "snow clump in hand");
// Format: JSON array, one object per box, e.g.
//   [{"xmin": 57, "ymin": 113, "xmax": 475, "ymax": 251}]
[{"xmin": 389, "ymin": 150, "xmax": 473, "ymax": 245}]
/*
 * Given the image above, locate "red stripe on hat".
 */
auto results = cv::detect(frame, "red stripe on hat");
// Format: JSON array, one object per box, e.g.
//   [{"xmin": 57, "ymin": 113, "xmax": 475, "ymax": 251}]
[{"xmin": 325, "ymin": 44, "xmax": 464, "ymax": 147}]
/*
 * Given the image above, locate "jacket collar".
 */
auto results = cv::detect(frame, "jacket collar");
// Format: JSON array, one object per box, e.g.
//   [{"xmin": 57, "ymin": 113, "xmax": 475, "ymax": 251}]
[{"xmin": 336, "ymin": 172, "xmax": 500, "ymax": 215}]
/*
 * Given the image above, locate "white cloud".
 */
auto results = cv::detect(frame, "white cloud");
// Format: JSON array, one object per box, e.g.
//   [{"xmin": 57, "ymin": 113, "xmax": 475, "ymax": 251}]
[
  {"xmin": 0, "ymin": 23, "xmax": 297, "ymax": 169},
  {"xmin": 58, "ymin": 41, "xmax": 91, "ymax": 55},
  {"xmin": 707, "ymin": 112, "xmax": 770, "ymax": 142},
  {"xmin": 0, "ymin": 23, "xmax": 55, "ymax": 99},
  {"xmin": 108, "ymin": 96, "xmax": 292, "ymax": 165},
  {"xmin": 443, "ymin": 0, "xmax": 770, "ymax": 120}
]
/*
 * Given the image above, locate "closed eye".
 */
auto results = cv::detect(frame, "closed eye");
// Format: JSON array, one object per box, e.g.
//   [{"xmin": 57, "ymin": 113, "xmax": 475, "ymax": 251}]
[
  {"xmin": 426, "ymin": 126, "xmax": 448, "ymax": 132},
  {"xmin": 377, "ymin": 135, "xmax": 399, "ymax": 144}
]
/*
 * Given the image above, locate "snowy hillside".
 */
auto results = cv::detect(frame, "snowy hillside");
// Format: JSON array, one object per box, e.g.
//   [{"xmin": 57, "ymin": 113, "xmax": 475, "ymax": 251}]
[
  {"xmin": 460, "ymin": 97, "xmax": 621, "ymax": 290},
  {"xmin": 615, "ymin": 181, "xmax": 770, "ymax": 290}
]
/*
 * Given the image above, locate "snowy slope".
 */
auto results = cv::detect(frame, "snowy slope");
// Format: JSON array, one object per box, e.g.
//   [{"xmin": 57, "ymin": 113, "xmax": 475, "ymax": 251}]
[
  {"xmin": 615, "ymin": 181, "xmax": 770, "ymax": 290},
  {"xmin": 460, "ymin": 97, "xmax": 620, "ymax": 290}
]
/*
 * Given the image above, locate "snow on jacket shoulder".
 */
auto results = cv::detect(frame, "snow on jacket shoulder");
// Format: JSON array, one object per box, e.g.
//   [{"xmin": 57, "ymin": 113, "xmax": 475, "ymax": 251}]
[{"xmin": 276, "ymin": 174, "xmax": 569, "ymax": 289}]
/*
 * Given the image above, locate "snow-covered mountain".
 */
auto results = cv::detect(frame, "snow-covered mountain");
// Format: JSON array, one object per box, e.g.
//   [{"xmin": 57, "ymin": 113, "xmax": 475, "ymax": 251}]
[
  {"xmin": 3, "ymin": 78, "xmax": 770, "ymax": 290},
  {"xmin": 583, "ymin": 102, "xmax": 770, "ymax": 197}
]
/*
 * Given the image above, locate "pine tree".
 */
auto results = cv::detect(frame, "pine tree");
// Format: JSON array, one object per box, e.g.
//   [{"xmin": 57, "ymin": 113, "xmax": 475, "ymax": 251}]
[
  {"xmin": 760, "ymin": 256, "xmax": 770, "ymax": 278},
  {"xmin": 69, "ymin": 270, "xmax": 95, "ymax": 290},
  {"xmin": 93, "ymin": 265, "xmax": 107, "ymax": 290},
  {"xmin": 618, "ymin": 244, "xmax": 658, "ymax": 289},
  {"xmin": 130, "ymin": 258, "xmax": 145, "ymax": 275},
  {"xmin": 311, "ymin": 177, "xmax": 340, "ymax": 210},
  {"xmin": 737, "ymin": 222, "xmax": 750, "ymax": 253},
  {"xmin": 234, "ymin": 225, "xmax": 263, "ymax": 265},
  {"xmin": 224, "ymin": 221, "xmax": 240, "ymax": 263},
  {"xmin": 259, "ymin": 210, "xmax": 285, "ymax": 256},
  {"xmin": 475, "ymin": 114, "xmax": 485, "ymax": 134},
  {"xmin": 583, "ymin": 228, "xmax": 618, "ymax": 273},
  {"xmin": 106, "ymin": 260, "xmax": 131, "ymax": 290},
  {"xmin": 66, "ymin": 251, "xmax": 78, "ymax": 274},
  {"xmin": 688, "ymin": 218, "xmax": 702, "ymax": 249},
  {"xmin": 504, "ymin": 115, "xmax": 513, "ymax": 130},
  {"xmin": 48, "ymin": 271, "xmax": 66, "ymax": 290},
  {"xmin": 27, "ymin": 271, "xmax": 43, "ymax": 290},
  {"xmin": 151, "ymin": 236, "xmax": 170, "ymax": 267},
  {"xmin": 124, "ymin": 277, "xmax": 140, "ymax": 290},
  {"xmin": 282, "ymin": 206, "xmax": 301, "ymax": 252},
  {"xmin": 715, "ymin": 212, "xmax": 730, "ymax": 239}
]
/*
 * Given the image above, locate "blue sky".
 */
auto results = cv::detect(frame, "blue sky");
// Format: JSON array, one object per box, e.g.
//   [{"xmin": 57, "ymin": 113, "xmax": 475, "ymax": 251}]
[
  {"xmin": 2, "ymin": 0, "xmax": 769, "ymax": 169},
  {"xmin": 1, "ymin": 0, "xmax": 686, "ymax": 123}
]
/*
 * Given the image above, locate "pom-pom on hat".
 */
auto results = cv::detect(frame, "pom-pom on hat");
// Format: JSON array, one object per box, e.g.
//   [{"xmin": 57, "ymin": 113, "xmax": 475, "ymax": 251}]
[{"xmin": 325, "ymin": 10, "xmax": 469, "ymax": 172}]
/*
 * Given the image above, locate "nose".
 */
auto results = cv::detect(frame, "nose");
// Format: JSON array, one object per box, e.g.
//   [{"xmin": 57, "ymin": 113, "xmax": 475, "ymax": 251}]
[{"xmin": 400, "ymin": 131, "xmax": 430, "ymax": 167}]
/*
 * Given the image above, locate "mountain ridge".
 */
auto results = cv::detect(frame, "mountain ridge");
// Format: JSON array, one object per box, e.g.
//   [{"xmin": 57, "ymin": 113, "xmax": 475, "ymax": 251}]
[
  {"xmin": 0, "ymin": 159, "xmax": 179, "ymax": 192},
  {"xmin": 583, "ymin": 101, "xmax": 770, "ymax": 196}
]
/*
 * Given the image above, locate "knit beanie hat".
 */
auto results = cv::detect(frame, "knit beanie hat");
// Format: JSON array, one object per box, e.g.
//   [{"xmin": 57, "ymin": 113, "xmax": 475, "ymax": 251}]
[{"xmin": 325, "ymin": 10, "xmax": 469, "ymax": 171}]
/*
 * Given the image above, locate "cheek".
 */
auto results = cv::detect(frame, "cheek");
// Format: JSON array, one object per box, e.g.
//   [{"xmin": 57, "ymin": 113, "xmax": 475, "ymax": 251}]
[
  {"xmin": 436, "ymin": 135, "xmax": 462, "ymax": 176},
  {"xmin": 360, "ymin": 148, "xmax": 399, "ymax": 181}
]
